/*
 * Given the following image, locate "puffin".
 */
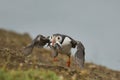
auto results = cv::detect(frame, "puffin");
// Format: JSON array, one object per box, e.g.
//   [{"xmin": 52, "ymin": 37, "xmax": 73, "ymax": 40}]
[{"xmin": 23, "ymin": 34, "xmax": 85, "ymax": 68}]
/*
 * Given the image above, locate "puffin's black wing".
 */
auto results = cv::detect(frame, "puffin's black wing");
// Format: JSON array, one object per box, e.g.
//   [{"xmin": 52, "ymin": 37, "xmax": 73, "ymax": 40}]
[
  {"xmin": 72, "ymin": 41, "xmax": 85, "ymax": 68},
  {"xmin": 23, "ymin": 34, "xmax": 50, "ymax": 56}
]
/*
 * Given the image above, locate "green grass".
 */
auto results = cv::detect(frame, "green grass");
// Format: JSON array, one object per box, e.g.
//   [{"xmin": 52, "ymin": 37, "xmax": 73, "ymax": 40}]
[{"xmin": 0, "ymin": 69, "xmax": 60, "ymax": 80}]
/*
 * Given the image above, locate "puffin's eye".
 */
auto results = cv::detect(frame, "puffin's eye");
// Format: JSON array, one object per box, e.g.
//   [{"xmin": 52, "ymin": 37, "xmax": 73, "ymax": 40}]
[
  {"xmin": 58, "ymin": 37, "xmax": 60, "ymax": 40},
  {"xmin": 56, "ymin": 36, "xmax": 62, "ymax": 42}
]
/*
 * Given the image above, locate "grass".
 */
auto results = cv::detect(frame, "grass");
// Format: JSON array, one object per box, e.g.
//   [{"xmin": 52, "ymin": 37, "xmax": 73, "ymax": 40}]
[{"xmin": 0, "ymin": 69, "xmax": 60, "ymax": 80}]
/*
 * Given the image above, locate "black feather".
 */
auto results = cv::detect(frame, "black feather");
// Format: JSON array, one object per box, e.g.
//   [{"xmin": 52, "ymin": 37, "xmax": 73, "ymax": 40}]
[
  {"xmin": 75, "ymin": 41, "xmax": 85, "ymax": 68},
  {"xmin": 22, "ymin": 34, "xmax": 50, "ymax": 56}
]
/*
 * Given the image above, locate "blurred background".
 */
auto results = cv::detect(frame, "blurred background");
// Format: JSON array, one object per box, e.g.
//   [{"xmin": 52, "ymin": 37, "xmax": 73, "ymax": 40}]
[{"xmin": 0, "ymin": 0, "xmax": 120, "ymax": 70}]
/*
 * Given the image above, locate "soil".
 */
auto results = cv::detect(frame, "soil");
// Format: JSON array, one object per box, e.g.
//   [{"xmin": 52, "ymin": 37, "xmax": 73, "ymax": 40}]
[{"xmin": 0, "ymin": 29, "xmax": 120, "ymax": 80}]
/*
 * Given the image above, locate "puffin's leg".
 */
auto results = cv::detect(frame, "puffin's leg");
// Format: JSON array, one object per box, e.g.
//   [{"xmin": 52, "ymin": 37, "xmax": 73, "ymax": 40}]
[
  {"xmin": 66, "ymin": 55, "xmax": 71, "ymax": 67},
  {"xmin": 53, "ymin": 56, "xmax": 58, "ymax": 61},
  {"xmin": 52, "ymin": 52, "xmax": 59, "ymax": 62}
]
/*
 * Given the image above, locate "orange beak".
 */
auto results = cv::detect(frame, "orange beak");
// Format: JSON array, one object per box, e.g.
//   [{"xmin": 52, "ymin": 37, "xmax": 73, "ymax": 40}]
[{"xmin": 52, "ymin": 38, "xmax": 56, "ymax": 46}]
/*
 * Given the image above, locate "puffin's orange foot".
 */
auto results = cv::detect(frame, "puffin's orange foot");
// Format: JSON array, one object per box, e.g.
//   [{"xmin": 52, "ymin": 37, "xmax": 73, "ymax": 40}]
[
  {"xmin": 53, "ymin": 58, "xmax": 58, "ymax": 62},
  {"xmin": 66, "ymin": 61, "xmax": 71, "ymax": 67}
]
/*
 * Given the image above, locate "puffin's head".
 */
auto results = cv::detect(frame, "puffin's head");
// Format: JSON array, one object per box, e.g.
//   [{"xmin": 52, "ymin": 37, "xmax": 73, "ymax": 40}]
[{"xmin": 49, "ymin": 34, "xmax": 62, "ymax": 49}]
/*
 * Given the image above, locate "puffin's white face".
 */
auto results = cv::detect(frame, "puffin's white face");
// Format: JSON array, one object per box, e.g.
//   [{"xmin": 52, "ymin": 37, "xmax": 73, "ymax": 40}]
[{"xmin": 49, "ymin": 35, "xmax": 62, "ymax": 48}]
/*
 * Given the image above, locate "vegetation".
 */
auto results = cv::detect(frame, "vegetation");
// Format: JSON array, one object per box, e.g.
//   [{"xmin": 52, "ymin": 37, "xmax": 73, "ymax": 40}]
[
  {"xmin": 0, "ymin": 69, "xmax": 59, "ymax": 80},
  {"xmin": 0, "ymin": 28, "xmax": 119, "ymax": 80}
]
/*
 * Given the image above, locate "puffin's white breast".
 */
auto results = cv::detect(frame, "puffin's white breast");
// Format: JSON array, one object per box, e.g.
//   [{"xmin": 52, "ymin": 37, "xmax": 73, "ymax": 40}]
[{"xmin": 59, "ymin": 37, "xmax": 72, "ymax": 54}]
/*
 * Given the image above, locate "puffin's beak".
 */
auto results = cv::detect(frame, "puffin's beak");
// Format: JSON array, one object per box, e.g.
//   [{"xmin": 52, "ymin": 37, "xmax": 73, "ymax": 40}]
[{"xmin": 52, "ymin": 38, "xmax": 56, "ymax": 46}]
